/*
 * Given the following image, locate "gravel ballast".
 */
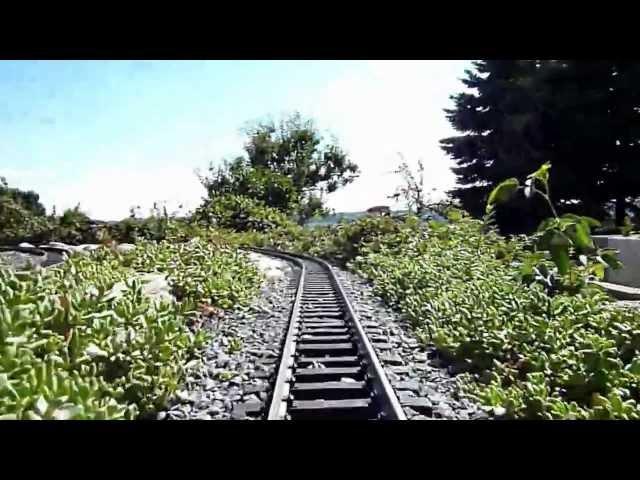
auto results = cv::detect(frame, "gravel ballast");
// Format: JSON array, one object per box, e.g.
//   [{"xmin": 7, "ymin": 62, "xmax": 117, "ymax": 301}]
[
  {"xmin": 161, "ymin": 253, "xmax": 487, "ymax": 420},
  {"xmin": 331, "ymin": 265, "xmax": 488, "ymax": 420},
  {"xmin": 160, "ymin": 253, "xmax": 299, "ymax": 420}
]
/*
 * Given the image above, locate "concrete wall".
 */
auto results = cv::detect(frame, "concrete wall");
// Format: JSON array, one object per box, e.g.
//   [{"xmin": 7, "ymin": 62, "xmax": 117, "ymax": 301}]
[{"xmin": 593, "ymin": 235, "xmax": 640, "ymax": 287}]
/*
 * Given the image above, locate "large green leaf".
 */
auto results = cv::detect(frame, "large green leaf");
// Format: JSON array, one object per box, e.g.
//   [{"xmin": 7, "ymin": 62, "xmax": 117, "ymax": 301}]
[
  {"xmin": 537, "ymin": 217, "xmax": 558, "ymax": 233},
  {"xmin": 549, "ymin": 231, "xmax": 571, "ymax": 275},
  {"xmin": 528, "ymin": 162, "xmax": 551, "ymax": 188},
  {"xmin": 567, "ymin": 222, "xmax": 594, "ymax": 252},
  {"xmin": 600, "ymin": 250, "xmax": 623, "ymax": 270},
  {"xmin": 486, "ymin": 178, "xmax": 520, "ymax": 212}
]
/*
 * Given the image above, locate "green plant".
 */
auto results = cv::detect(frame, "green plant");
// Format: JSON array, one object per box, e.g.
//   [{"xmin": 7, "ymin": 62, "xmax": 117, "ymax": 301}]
[
  {"xmin": 487, "ymin": 163, "xmax": 622, "ymax": 294},
  {"xmin": 216, "ymin": 371, "xmax": 237, "ymax": 382},
  {"xmin": 194, "ymin": 195, "xmax": 296, "ymax": 233},
  {"xmin": 0, "ymin": 237, "xmax": 262, "ymax": 419},
  {"xmin": 355, "ymin": 214, "xmax": 640, "ymax": 418},
  {"xmin": 227, "ymin": 337, "xmax": 243, "ymax": 354}
]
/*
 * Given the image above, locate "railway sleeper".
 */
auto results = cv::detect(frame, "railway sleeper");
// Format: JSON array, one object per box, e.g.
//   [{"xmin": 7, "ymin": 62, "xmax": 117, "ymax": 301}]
[
  {"xmin": 288, "ymin": 398, "xmax": 378, "ymax": 420},
  {"xmin": 298, "ymin": 334, "xmax": 352, "ymax": 342},
  {"xmin": 291, "ymin": 381, "xmax": 370, "ymax": 401},
  {"xmin": 294, "ymin": 366, "xmax": 364, "ymax": 383},
  {"xmin": 297, "ymin": 355, "xmax": 361, "ymax": 367}
]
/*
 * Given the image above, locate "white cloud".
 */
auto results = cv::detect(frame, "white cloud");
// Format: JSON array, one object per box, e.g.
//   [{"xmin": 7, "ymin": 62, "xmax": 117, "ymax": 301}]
[
  {"xmin": 5, "ymin": 61, "xmax": 472, "ymax": 219},
  {"xmin": 300, "ymin": 60, "xmax": 472, "ymax": 211},
  {"xmin": 5, "ymin": 130, "xmax": 245, "ymax": 220}
]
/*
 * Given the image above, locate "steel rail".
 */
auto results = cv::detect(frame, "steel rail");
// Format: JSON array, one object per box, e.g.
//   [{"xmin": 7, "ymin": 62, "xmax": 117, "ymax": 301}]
[{"xmin": 248, "ymin": 247, "xmax": 406, "ymax": 420}]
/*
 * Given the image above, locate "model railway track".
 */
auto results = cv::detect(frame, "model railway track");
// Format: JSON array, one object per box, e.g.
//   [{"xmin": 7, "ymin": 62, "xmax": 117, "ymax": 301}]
[{"xmin": 251, "ymin": 248, "xmax": 406, "ymax": 420}]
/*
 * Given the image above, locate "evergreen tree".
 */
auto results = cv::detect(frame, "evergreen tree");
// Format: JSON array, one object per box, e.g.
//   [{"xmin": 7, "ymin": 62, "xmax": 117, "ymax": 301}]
[
  {"xmin": 441, "ymin": 60, "xmax": 549, "ymax": 232},
  {"xmin": 442, "ymin": 60, "xmax": 640, "ymax": 232}
]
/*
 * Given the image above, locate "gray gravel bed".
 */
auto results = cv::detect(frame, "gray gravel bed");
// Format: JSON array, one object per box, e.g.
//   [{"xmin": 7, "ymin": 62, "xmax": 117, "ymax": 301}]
[
  {"xmin": 159, "ymin": 257, "xmax": 299, "ymax": 420},
  {"xmin": 331, "ymin": 265, "xmax": 489, "ymax": 420}
]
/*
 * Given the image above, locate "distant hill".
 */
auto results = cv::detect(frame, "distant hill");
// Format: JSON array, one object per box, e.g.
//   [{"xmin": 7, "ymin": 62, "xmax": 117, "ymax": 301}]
[
  {"xmin": 304, "ymin": 209, "xmax": 445, "ymax": 227},
  {"xmin": 304, "ymin": 211, "xmax": 369, "ymax": 227}
]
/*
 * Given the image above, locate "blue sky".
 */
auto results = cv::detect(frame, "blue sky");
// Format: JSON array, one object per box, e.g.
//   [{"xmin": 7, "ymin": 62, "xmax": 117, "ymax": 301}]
[{"xmin": 0, "ymin": 60, "xmax": 472, "ymax": 220}]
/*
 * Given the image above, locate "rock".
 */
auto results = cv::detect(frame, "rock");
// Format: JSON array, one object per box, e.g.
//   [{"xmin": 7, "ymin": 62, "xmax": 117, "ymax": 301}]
[
  {"xmin": 428, "ymin": 393, "xmax": 447, "ymax": 404},
  {"xmin": 403, "ymin": 338, "xmax": 419, "ymax": 347},
  {"xmin": 389, "ymin": 366, "xmax": 411, "ymax": 374},
  {"xmin": 394, "ymin": 380, "xmax": 421, "ymax": 393},
  {"xmin": 231, "ymin": 406, "xmax": 247, "ymax": 420},
  {"xmin": 1, "ymin": 251, "xmax": 40, "ymax": 270},
  {"xmin": 413, "ymin": 352, "xmax": 428, "ymax": 362},
  {"xmin": 472, "ymin": 410, "xmax": 490, "ymax": 420},
  {"xmin": 257, "ymin": 356, "xmax": 277, "ymax": 365},
  {"xmin": 175, "ymin": 390, "xmax": 192, "ymax": 403},
  {"xmin": 168, "ymin": 410, "xmax": 186, "ymax": 420},
  {"xmin": 404, "ymin": 407, "xmax": 420, "ymax": 417},
  {"xmin": 385, "ymin": 371, "xmax": 400, "ymax": 382},
  {"xmin": 104, "ymin": 273, "xmax": 174, "ymax": 304},
  {"xmin": 116, "ymin": 243, "xmax": 136, "ymax": 254},
  {"xmin": 139, "ymin": 273, "xmax": 174, "ymax": 304},
  {"xmin": 208, "ymin": 406, "xmax": 222, "ymax": 416},
  {"xmin": 379, "ymin": 352, "xmax": 403, "ymax": 365},
  {"xmin": 433, "ymin": 403, "xmax": 456, "ymax": 419},
  {"xmin": 80, "ymin": 244, "xmax": 101, "ymax": 252},
  {"xmin": 216, "ymin": 353, "xmax": 231, "ymax": 368},
  {"xmin": 157, "ymin": 412, "xmax": 167, "ymax": 420},
  {"xmin": 413, "ymin": 363, "xmax": 430, "ymax": 371},
  {"xmin": 243, "ymin": 383, "xmax": 268, "ymax": 394},
  {"xmin": 243, "ymin": 394, "xmax": 261, "ymax": 403},
  {"xmin": 402, "ymin": 397, "xmax": 433, "ymax": 411},
  {"xmin": 18, "ymin": 242, "xmax": 35, "ymax": 248},
  {"xmin": 243, "ymin": 400, "xmax": 264, "ymax": 414},
  {"xmin": 265, "ymin": 269, "xmax": 284, "ymax": 281},
  {"xmin": 398, "ymin": 391, "xmax": 417, "ymax": 403},
  {"xmin": 46, "ymin": 242, "xmax": 72, "ymax": 249},
  {"xmin": 493, "ymin": 406, "xmax": 507, "ymax": 417}
]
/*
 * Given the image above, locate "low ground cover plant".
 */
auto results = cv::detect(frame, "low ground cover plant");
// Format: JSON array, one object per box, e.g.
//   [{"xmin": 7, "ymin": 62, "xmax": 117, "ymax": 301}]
[
  {"xmin": 0, "ymin": 240, "xmax": 261, "ymax": 419},
  {"xmin": 340, "ymin": 167, "xmax": 640, "ymax": 419}
]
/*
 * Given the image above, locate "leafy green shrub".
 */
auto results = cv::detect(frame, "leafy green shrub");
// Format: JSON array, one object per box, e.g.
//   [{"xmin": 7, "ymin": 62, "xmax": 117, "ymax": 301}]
[
  {"xmin": 122, "ymin": 238, "xmax": 261, "ymax": 309},
  {"xmin": 0, "ymin": 198, "xmax": 101, "ymax": 246},
  {"xmin": 199, "ymin": 158, "xmax": 301, "ymax": 215},
  {"xmin": 0, "ymin": 239, "xmax": 261, "ymax": 419},
  {"xmin": 350, "ymin": 213, "xmax": 640, "ymax": 419},
  {"xmin": 486, "ymin": 163, "xmax": 622, "ymax": 295},
  {"xmin": 0, "ymin": 196, "xmax": 53, "ymax": 245},
  {"xmin": 102, "ymin": 203, "xmax": 207, "ymax": 245},
  {"xmin": 194, "ymin": 194, "xmax": 296, "ymax": 233}
]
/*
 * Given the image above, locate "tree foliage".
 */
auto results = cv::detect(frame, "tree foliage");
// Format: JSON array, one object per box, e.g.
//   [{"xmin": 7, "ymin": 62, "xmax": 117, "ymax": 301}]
[
  {"xmin": 387, "ymin": 155, "xmax": 428, "ymax": 214},
  {"xmin": 441, "ymin": 60, "xmax": 640, "ymax": 232},
  {"xmin": 0, "ymin": 176, "xmax": 47, "ymax": 217},
  {"xmin": 199, "ymin": 157, "xmax": 300, "ymax": 214},
  {"xmin": 199, "ymin": 112, "xmax": 359, "ymax": 224}
]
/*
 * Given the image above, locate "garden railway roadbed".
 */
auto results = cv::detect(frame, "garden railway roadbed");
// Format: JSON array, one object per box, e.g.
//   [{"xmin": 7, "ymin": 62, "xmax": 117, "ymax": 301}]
[
  {"xmin": 161, "ymin": 249, "xmax": 488, "ymax": 420},
  {"xmin": 0, "ymin": 243, "xmax": 489, "ymax": 420}
]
